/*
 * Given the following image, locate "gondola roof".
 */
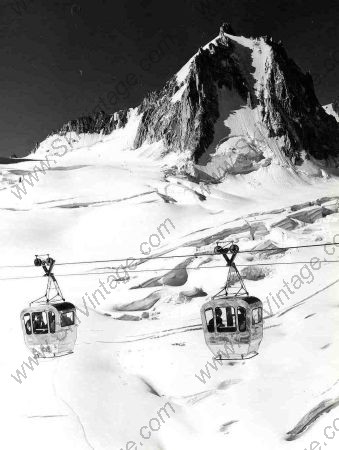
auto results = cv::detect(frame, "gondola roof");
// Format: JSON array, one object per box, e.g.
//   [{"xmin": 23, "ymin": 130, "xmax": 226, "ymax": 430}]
[
  {"xmin": 211, "ymin": 295, "xmax": 261, "ymax": 305},
  {"xmin": 52, "ymin": 301, "xmax": 76, "ymax": 311}
]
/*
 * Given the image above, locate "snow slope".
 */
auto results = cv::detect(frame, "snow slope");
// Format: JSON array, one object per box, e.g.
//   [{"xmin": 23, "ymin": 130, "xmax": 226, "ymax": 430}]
[
  {"xmin": 1, "ymin": 121, "xmax": 339, "ymax": 450},
  {"xmin": 324, "ymin": 103, "xmax": 339, "ymax": 122}
]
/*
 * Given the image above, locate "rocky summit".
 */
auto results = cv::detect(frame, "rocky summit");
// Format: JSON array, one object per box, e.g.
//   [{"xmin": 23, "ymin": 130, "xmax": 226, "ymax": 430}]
[{"xmin": 48, "ymin": 23, "xmax": 339, "ymax": 176}]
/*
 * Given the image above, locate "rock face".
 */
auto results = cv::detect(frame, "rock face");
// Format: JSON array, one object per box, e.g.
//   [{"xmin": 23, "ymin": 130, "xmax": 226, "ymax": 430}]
[
  {"xmin": 260, "ymin": 42, "xmax": 339, "ymax": 161},
  {"xmin": 53, "ymin": 110, "xmax": 129, "ymax": 136},
  {"xmin": 333, "ymin": 100, "xmax": 339, "ymax": 116}
]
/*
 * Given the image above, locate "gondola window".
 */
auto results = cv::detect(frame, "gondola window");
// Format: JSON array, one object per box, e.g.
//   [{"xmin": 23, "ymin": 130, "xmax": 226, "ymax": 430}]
[
  {"xmin": 23, "ymin": 313, "xmax": 32, "ymax": 335},
  {"xmin": 32, "ymin": 311, "xmax": 48, "ymax": 334},
  {"xmin": 217, "ymin": 307, "xmax": 236, "ymax": 332},
  {"xmin": 60, "ymin": 311, "xmax": 75, "ymax": 327},
  {"xmin": 237, "ymin": 307, "xmax": 247, "ymax": 331},
  {"xmin": 205, "ymin": 308, "xmax": 214, "ymax": 332},
  {"xmin": 252, "ymin": 307, "xmax": 263, "ymax": 325}
]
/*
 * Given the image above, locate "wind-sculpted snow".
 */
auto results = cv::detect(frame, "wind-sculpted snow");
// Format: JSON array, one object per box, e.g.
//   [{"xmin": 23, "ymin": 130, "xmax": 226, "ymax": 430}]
[
  {"xmin": 159, "ymin": 258, "xmax": 195, "ymax": 286},
  {"xmin": 183, "ymin": 223, "xmax": 250, "ymax": 248},
  {"xmin": 289, "ymin": 206, "xmax": 323, "ymax": 224},
  {"xmin": 220, "ymin": 265, "xmax": 270, "ymax": 288},
  {"xmin": 286, "ymin": 397, "xmax": 339, "ymax": 440},
  {"xmin": 290, "ymin": 201, "xmax": 315, "ymax": 212},
  {"xmin": 130, "ymin": 258, "xmax": 195, "ymax": 289},
  {"xmin": 250, "ymin": 239, "xmax": 288, "ymax": 258},
  {"xmin": 271, "ymin": 216, "xmax": 299, "ymax": 230},
  {"xmin": 176, "ymin": 287, "xmax": 208, "ymax": 303},
  {"xmin": 116, "ymin": 313, "xmax": 141, "ymax": 321},
  {"xmin": 114, "ymin": 290, "xmax": 163, "ymax": 311},
  {"xmin": 321, "ymin": 200, "xmax": 339, "ymax": 214},
  {"xmin": 114, "ymin": 286, "xmax": 207, "ymax": 312},
  {"xmin": 240, "ymin": 265, "xmax": 270, "ymax": 281}
]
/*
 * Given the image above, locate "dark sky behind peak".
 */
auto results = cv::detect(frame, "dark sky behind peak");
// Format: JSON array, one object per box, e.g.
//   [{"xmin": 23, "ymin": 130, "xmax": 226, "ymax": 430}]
[{"xmin": 0, "ymin": 0, "xmax": 338, "ymax": 156}]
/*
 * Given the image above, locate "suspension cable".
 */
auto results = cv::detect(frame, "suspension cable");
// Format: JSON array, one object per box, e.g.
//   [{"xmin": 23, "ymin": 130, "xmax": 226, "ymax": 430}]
[
  {"xmin": 0, "ymin": 259, "xmax": 338, "ymax": 281},
  {"xmin": 0, "ymin": 241, "xmax": 337, "ymax": 270}
]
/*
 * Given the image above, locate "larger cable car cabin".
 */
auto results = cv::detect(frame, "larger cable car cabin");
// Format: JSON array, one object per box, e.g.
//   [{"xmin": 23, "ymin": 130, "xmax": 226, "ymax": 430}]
[
  {"xmin": 20, "ymin": 255, "xmax": 77, "ymax": 357},
  {"xmin": 201, "ymin": 244, "xmax": 263, "ymax": 360}
]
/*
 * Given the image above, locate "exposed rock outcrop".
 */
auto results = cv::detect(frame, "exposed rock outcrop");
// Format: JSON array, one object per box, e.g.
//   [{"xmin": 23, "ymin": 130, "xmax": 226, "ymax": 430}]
[
  {"xmin": 260, "ymin": 42, "xmax": 339, "ymax": 161},
  {"xmin": 53, "ymin": 110, "xmax": 129, "ymax": 136}
]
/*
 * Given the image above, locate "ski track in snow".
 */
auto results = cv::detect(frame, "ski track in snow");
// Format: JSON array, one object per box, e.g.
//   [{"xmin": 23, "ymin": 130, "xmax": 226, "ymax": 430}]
[{"xmin": 53, "ymin": 375, "xmax": 95, "ymax": 450}]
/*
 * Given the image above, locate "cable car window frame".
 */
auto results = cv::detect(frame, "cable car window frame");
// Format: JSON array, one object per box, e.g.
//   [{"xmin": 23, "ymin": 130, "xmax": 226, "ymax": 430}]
[
  {"xmin": 217, "ymin": 306, "xmax": 236, "ymax": 333},
  {"xmin": 48, "ymin": 311, "xmax": 56, "ymax": 334},
  {"xmin": 205, "ymin": 308, "xmax": 215, "ymax": 333},
  {"xmin": 32, "ymin": 311, "xmax": 49, "ymax": 334},
  {"xmin": 60, "ymin": 310, "xmax": 75, "ymax": 327},
  {"xmin": 23, "ymin": 313, "xmax": 32, "ymax": 335},
  {"xmin": 252, "ymin": 307, "xmax": 263, "ymax": 325},
  {"xmin": 237, "ymin": 306, "xmax": 247, "ymax": 332}
]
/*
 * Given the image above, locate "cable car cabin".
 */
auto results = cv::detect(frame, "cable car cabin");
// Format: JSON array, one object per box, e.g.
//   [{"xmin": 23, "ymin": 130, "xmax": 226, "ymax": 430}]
[
  {"xmin": 200, "ymin": 243, "xmax": 264, "ymax": 360},
  {"xmin": 201, "ymin": 296, "xmax": 263, "ymax": 360},
  {"xmin": 20, "ymin": 301, "xmax": 77, "ymax": 357},
  {"xmin": 20, "ymin": 255, "xmax": 78, "ymax": 357}
]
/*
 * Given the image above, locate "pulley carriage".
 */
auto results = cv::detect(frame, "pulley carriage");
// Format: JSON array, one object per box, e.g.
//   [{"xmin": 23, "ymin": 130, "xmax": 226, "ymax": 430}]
[
  {"xmin": 20, "ymin": 255, "xmax": 77, "ymax": 357},
  {"xmin": 201, "ymin": 244, "xmax": 263, "ymax": 360}
]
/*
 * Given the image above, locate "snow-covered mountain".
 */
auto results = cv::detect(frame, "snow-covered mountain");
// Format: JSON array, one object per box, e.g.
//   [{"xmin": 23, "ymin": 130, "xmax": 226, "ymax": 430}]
[{"xmin": 38, "ymin": 23, "xmax": 339, "ymax": 181}]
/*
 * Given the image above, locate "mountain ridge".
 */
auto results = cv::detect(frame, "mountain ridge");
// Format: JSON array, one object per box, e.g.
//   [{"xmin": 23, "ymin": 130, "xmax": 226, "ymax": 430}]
[{"xmin": 35, "ymin": 23, "xmax": 339, "ymax": 177}]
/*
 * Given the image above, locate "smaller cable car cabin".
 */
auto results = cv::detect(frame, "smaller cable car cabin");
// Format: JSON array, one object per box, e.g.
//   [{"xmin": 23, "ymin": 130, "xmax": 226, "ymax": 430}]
[
  {"xmin": 201, "ymin": 244, "xmax": 263, "ymax": 360},
  {"xmin": 20, "ymin": 255, "xmax": 78, "ymax": 358}
]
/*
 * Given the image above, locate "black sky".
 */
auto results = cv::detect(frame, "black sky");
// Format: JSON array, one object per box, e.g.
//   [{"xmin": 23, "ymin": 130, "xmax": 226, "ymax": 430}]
[{"xmin": 0, "ymin": 0, "xmax": 338, "ymax": 157}]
